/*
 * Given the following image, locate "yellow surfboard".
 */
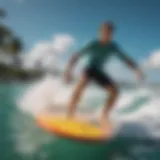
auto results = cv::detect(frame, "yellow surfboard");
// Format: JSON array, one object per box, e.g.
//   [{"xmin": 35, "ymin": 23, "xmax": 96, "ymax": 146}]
[{"xmin": 36, "ymin": 115, "xmax": 111, "ymax": 141}]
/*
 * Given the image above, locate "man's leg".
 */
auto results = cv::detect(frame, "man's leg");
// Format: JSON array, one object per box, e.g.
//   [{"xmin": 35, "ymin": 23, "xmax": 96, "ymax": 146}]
[
  {"xmin": 67, "ymin": 74, "xmax": 89, "ymax": 118},
  {"xmin": 102, "ymin": 85, "xmax": 119, "ymax": 119},
  {"xmin": 100, "ymin": 85, "xmax": 119, "ymax": 135}
]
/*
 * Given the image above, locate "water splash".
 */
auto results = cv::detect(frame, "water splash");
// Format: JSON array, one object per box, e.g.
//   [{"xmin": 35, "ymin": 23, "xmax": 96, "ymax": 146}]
[{"xmin": 16, "ymin": 75, "xmax": 160, "ymax": 139}]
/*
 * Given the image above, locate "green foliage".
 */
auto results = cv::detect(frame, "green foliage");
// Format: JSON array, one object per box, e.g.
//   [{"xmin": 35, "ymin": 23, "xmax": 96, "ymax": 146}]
[
  {"xmin": 0, "ymin": 9, "xmax": 23, "ymax": 54},
  {"xmin": 0, "ymin": 63, "xmax": 43, "ymax": 81},
  {"xmin": 0, "ymin": 9, "xmax": 40, "ymax": 81},
  {"xmin": 8, "ymin": 37, "xmax": 23, "ymax": 54}
]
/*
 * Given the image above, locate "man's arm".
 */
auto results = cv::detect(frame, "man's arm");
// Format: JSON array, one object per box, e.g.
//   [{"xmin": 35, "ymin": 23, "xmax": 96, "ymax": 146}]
[
  {"xmin": 115, "ymin": 44, "xmax": 144, "ymax": 80},
  {"xmin": 118, "ymin": 50, "xmax": 138, "ymax": 70},
  {"xmin": 64, "ymin": 41, "xmax": 93, "ymax": 83}
]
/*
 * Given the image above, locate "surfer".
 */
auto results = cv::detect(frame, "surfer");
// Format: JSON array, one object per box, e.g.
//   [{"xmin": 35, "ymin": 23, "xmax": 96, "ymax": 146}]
[{"xmin": 64, "ymin": 21, "xmax": 144, "ymax": 133}]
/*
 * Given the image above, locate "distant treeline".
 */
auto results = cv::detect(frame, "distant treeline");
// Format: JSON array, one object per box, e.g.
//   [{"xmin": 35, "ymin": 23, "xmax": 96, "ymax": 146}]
[
  {"xmin": 0, "ymin": 8, "xmax": 32, "ymax": 81},
  {"xmin": 0, "ymin": 63, "xmax": 43, "ymax": 81}
]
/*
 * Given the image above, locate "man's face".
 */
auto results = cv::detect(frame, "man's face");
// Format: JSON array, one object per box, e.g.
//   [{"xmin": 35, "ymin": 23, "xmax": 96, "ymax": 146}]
[{"xmin": 100, "ymin": 25, "xmax": 113, "ymax": 41}]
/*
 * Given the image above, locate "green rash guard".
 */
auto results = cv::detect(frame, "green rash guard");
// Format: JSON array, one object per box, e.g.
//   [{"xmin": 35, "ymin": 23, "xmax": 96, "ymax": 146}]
[{"xmin": 78, "ymin": 40, "xmax": 132, "ymax": 71}]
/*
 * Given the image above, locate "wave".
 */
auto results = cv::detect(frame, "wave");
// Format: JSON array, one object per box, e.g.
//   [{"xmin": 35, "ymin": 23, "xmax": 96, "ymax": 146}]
[{"xmin": 17, "ymin": 75, "xmax": 160, "ymax": 139}]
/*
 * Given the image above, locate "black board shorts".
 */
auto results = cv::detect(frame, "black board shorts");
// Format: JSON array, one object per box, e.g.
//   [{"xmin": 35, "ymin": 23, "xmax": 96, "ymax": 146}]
[{"xmin": 84, "ymin": 67, "xmax": 115, "ymax": 88}]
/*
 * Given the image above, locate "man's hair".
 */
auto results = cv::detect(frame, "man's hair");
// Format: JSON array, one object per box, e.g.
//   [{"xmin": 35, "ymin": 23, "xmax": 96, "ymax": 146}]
[{"xmin": 101, "ymin": 21, "xmax": 115, "ymax": 32}]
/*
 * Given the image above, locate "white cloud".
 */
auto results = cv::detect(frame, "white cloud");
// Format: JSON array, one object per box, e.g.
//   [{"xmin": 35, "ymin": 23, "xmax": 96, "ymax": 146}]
[
  {"xmin": 143, "ymin": 50, "xmax": 160, "ymax": 70},
  {"xmin": 52, "ymin": 34, "xmax": 74, "ymax": 53},
  {"xmin": 22, "ymin": 34, "xmax": 75, "ymax": 70}
]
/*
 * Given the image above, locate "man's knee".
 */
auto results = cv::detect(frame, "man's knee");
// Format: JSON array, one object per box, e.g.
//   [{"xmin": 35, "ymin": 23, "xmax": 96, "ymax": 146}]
[
  {"xmin": 73, "ymin": 76, "xmax": 88, "ymax": 96},
  {"xmin": 106, "ymin": 85, "xmax": 119, "ymax": 97}
]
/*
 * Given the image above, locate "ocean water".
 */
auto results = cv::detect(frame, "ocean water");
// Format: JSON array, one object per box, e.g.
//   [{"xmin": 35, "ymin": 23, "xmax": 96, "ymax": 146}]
[{"xmin": 1, "ymin": 75, "xmax": 160, "ymax": 160}]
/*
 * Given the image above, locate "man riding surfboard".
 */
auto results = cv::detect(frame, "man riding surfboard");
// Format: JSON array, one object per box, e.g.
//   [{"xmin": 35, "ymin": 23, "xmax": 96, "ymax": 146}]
[{"xmin": 64, "ymin": 21, "xmax": 144, "ymax": 134}]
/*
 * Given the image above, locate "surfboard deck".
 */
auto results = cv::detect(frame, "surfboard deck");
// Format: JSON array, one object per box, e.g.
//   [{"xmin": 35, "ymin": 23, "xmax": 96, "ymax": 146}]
[{"xmin": 36, "ymin": 114, "xmax": 112, "ymax": 141}]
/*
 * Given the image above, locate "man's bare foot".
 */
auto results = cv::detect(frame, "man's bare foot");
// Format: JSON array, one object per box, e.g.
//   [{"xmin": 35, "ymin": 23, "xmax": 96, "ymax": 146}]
[{"xmin": 99, "ymin": 117, "xmax": 113, "ymax": 138}]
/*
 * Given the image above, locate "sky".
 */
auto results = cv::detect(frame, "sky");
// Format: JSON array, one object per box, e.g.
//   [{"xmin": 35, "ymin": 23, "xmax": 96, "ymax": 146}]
[{"xmin": 1, "ymin": 0, "xmax": 160, "ymax": 82}]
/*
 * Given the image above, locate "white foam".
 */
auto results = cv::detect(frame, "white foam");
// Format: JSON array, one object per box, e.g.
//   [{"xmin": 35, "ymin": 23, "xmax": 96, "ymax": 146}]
[
  {"xmin": 17, "ymin": 75, "xmax": 160, "ymax": 138},
  {"xmin": 18, "ymin": 75, "xmax": 61, "ymax": 115}
]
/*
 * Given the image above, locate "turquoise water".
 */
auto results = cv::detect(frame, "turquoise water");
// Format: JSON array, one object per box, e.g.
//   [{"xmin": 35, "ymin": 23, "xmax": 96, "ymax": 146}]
[{"xmin": 1, "ymin": 82, "xmax": 160, "ymax": 160}]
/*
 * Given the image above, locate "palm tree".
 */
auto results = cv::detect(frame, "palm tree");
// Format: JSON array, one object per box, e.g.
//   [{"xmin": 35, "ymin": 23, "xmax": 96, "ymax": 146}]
[
  {"xmin": 0, "ymin": 9, "xmax": 23, "ymax": 55},
  {"xmin": 0, "ymin": 9, "xmax": 23, "ymax": 67},
  {"xmin": 9, "ymin": 37, "xmax": 23, "ymax": 54},
  {"xmin": 0, "ymin": 9, "xmax": 11, "ymax": 49}
]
